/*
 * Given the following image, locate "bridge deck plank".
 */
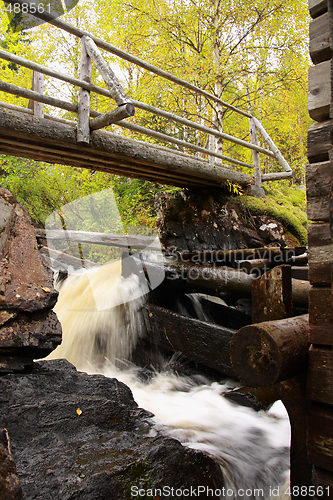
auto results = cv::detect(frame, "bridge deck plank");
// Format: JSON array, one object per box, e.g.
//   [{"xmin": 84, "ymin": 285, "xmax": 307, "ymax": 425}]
[{"xmin": 0, "ymin": 107, "xmax": 252, "ymax": 188}]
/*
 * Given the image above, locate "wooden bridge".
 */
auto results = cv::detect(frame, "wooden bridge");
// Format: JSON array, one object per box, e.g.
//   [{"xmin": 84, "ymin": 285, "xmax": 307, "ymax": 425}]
[{"xmin": 0, "ymin": 0, "xmax": 293, "ymax": 189}]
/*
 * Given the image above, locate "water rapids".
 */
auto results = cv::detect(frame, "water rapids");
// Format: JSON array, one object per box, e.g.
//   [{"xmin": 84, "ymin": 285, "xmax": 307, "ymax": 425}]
[{"xmin": 46, "ymin": 261, "xmax": 291, "ymax": 500}]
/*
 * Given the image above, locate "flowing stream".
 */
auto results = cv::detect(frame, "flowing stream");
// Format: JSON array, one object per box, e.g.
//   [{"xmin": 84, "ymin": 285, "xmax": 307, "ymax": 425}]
[{"xmin": 46, "ymin": 260, "xmax": 291, "ymax": 500}]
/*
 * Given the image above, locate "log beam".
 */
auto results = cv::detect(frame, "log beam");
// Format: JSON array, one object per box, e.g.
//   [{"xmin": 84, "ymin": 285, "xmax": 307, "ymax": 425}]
[
  {"xmin": 306, "ymin": 160, "xmax": 333, "ymax": 222},
  {"xmin": 230, "ymin": 314, "xmax": 309, "ymax": 387},
  {"xmin": 89, "ymin": 103, "xmax": 135, "ymax": 131},
  {"xmin": 308, "ymin": 223, "xmax": 333, "ymax": 285},
  {"xmin": 307, "ymin": 346, "xmax": 333, "ymax": 405},
  {"xmin": 36, "ymin": 229, "xmax": 161, "ymax": 251},
  {"xmin": 310, "ymin": 12, "xmax": 333, "ymax": 64},
  {"xmin": 125, "ymin": 256, "xmax": 310, "ymax": 306},
  {"xmin": 309, "ymin": 0, "xmax": 328, "ymax": 18},
  {"xmin": 143, "ymin": 303, "xmax": 236, "ymax": 378},
  {"xmin": 308, "ymin": 59, "xmax": 333, "ymax": 121},
  {"xmin": 307, "ymin": 119, "xmax": 333, "ymax": 163},
  {"xmin": 309, "ymin": 286, "xmax": 333, "ymax": 344},
  {"xmin": 39, "ymin": 246, "xmax": 96, "ymax": 271},
  {"xmin": 0, "ymin": 107, "xmax": 252, "ymax": 187}
]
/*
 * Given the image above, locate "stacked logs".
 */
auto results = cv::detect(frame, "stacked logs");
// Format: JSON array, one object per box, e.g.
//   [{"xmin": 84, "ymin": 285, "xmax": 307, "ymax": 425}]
[{"xmin": 307, "ymin": 0, "xmax": 333, "ymax": 494}]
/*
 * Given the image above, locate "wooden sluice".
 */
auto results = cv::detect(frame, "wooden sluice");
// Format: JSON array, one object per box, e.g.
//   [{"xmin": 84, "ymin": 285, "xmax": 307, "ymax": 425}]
[{"xmin": 39, "ymin": 230, "xmax": 314, "ymax": 493}]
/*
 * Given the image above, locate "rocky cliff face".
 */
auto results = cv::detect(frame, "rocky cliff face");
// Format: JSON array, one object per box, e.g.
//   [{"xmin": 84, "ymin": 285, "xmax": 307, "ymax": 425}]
[
  {"xmin": 155, "ymin": 189, "xmax": 302, "ymax": 253},
  {"xmin": 0, "ymin": 188, "xmax": 61, "ymax": 373}
]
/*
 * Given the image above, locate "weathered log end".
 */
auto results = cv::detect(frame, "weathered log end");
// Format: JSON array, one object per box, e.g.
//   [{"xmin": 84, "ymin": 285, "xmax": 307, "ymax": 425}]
[{"xmin": 230, "ymin": 314, "xmax": 309, "ymax": 387}]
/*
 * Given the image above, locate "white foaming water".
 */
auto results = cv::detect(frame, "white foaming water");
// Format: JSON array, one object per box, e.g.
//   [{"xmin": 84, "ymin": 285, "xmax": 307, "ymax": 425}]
[
  {"xmin": 47, "ymin": 260, "xmax": 144, "ymax": 369},
  {"xmin": 47, "ymin": 261, "xmax": 291, "ymax": 500}
]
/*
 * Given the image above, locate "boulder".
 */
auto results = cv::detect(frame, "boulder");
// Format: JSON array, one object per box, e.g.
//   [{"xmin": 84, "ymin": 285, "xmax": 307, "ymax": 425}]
[
  {"xmin": 0, "ymin": 188, "xmax": 61, "ymax": 372},
  {"xmin": 0, "ymin": 359, "xmax": 224, "ymax": 499},
  {"xmin": 0, "ymin": 189, "xmax": 57, "ymax": 312},
  {"xmin": 155, "ymin": 189, "xmax": 301, "ymax": 253},
  {"xmin": 0, "ymin": 310, "xmax": 62, "ymax": 372}
]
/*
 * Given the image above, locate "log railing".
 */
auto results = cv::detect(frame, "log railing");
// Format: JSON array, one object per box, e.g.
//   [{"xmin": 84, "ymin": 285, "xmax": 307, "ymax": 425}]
[{"xmin": 0, "ymin": 0, "xmax": 293, "ymax": 188}]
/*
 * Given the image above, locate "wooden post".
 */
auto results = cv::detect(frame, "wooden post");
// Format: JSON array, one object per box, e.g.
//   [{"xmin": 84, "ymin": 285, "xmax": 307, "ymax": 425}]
[
  {"xmin": 249, "ymin": 117, "xmax": 262, "ymax": 188},
  {"xmin": 276, "ymin": 375, "xmax": 313, "ymax": 496},
  {"xmin": 77, "ymin": 37, "xmax": 91, "ymax": 144},
  {"xmin": 252, "ymin": 265, "xmax": 293, "ymax": 323},
  {"xmin": 82, "ymin": 35, "xmax": 131, "ymax": 106},
  {"xmin": 246, "ymin": 89, "xmax": 261, "ymax": 188},
  {"xmin": 29, "ymin": 71, "xmax": 44, "ymax": 118},
  {"xmin": 208, "ymin": 134, "xmax": 215, "ymax": 167}
]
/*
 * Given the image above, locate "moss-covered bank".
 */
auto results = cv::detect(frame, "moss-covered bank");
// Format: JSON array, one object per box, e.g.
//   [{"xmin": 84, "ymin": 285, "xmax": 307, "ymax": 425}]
[{"xmin": 238, "ymin": 185, "xmax": 308, "ymax": 246}]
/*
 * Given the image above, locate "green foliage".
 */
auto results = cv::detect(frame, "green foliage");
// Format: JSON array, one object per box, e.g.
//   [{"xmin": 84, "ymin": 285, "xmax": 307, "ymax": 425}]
[
  {"xmin": 222, "ymin": 180, "xmax": 244, "ymax": 196},
  {"xmin": 112, "ymin": 176, "xmax": 179, "ymax": 230},
  {"xmin": 0, "ymin": 0, "xmax": 311, "ymax": 244},
  {"xmin": 0, "ymin": 2, "xmax": 40, "ymax": 106},
  {"xmin": 0, "ymin": 156, "xmax": 179, "ymax": 232},
  {"xmin": 0, "ymin": 156, "xmax": 114, "ymax": 225}
]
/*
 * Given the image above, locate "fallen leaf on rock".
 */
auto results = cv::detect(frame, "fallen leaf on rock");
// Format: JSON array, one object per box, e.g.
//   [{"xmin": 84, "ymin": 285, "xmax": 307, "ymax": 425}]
[{"xmin": 76, "ymin": 408, "xmax": 82, "ymax": 416}]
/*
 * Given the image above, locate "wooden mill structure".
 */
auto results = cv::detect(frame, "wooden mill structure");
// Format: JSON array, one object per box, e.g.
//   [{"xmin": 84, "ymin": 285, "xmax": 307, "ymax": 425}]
[
  {"xmin": 306, "ymin": 0, "xmax": 333, "ymax": 494},
  {"xmin": 0, "ymin": 0, "xmax": 293, "ymax": 190}
]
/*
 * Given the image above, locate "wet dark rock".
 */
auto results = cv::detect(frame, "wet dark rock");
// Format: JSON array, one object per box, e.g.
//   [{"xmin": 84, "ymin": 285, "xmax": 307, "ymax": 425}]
[
  {"xmin": 155, "ymin": 189, "xmax": 297, "ymax": 254},
  {"xmin": 224, "ymin": 385, "xmax": 280, "ymax": 412},
  {"xmin": 0, "ymin": 359, "xmax": 224, "ymax": 500},
  {"xmin": 0, "ymin": 310, "xmax": 62, "ymax": 372},
  {"xmin": 0, "ymin": 188, "xmax": 61, "ymax": 372}
]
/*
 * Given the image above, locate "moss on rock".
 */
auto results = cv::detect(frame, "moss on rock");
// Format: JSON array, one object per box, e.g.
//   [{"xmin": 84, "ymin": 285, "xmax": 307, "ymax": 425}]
[{"xmin": 238, "ymin": 187, "xmax": 308, "ymax": 246}]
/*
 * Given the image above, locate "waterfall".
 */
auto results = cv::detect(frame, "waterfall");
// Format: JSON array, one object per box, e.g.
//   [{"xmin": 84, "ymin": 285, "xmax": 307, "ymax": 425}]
[
  {"xmin": 46, "ymin": 260, "xmax": 291, "ymax": 500},
  {"xmin": 47, "ymin": 260, "xmax": 145, "ymax": 370}
]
